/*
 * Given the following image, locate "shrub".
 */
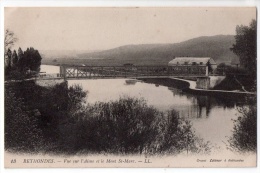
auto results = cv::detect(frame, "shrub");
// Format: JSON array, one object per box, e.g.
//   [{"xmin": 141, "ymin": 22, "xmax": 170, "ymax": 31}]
[
  {"xmin": 5, "ymin": 81, "xmax": 88, "ymax": 153},
  {"xmin": 228, "ymin": 98, "xmax": 257, "ymax": 153},
  {"xmin": 5, "ymin": 90, "xmax": 44, "ymax": 153},
  {"xmin": 58, "ymin": 97, "xmax": 211, "ymax": 155},
  {"xmin": 67, "ymin": 84, "xmax": 88, "ymax": 113}
]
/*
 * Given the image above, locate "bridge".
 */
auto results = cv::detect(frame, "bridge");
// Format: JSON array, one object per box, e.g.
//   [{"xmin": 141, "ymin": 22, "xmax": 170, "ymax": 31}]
[
  {"xmin": 37, "ymin": 65, "xmax": 226, "ymax": 89},
  {"xmin": 56, "ymin": 65, "xmax": 210, "ymax": 79},
  {"xmin": 35, "ymin": 65, "xmax": 254, "ymax": 91}
]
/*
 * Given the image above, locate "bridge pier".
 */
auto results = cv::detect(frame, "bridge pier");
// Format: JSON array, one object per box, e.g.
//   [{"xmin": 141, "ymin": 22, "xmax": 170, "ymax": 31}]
[
  {"xmin": 196, "ymin": 77, "xmax": 210, "ymax": 89},
  {"xmin": 60, "ymin": 66, "xmax": 67, "ymax": 81}
]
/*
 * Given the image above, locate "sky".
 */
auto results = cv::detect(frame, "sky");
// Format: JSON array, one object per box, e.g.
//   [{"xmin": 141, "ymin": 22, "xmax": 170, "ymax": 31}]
[{"xmin": 5, "ymin": 7, "xmax": 256, "ymax": 51}]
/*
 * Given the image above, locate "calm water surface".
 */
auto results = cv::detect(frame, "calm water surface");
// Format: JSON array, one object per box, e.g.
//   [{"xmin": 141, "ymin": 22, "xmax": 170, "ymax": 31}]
[
  {"xmin": 40, "ymin": 65, "xmax": 60, "ymax": 74},
  {"xmin": 41, "ymin": 65, "xmax": 243, "ymax": 152},
  {"xmin": 68, "ymin": 79, "xmax": 240, "ymax": 149}
]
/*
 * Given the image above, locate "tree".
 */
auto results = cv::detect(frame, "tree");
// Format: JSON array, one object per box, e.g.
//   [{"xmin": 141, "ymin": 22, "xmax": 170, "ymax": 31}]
[
  {"xmin": 11, "ymin": 50, "xmax": 18, "ymax": 68},
  {"xmin": 6, "ymin": 49, "xmax": 12, "ymax": 69},
  {"xmin": 18, "ymin": 47, "xmax": 23, "ymax": 61},
  {"xmin": 17, "ymin": 47, "xmax": 24, "ymax": 70},
  {"xmin": 17, "ymin": 47, "xmax": 23, "ymax": 61},
  {"xmin": 231, "ymin": 19, "xmax": 256, "ymax": 78},
  {"xmin": 206, "ymin": 61, "xmax": 213, "ymax": 74},
  {"xmin": 18, "ymin": 47, "xmax": 42, "ymax": 72},
  {"xmin": 4, "ymin": 29, "xmax": 18, "ymax": 54},
  {"xmin": 228, "ymin": 97, "xmax": 257, "ymax": 153},
  {"xmin": 24, "ymin": 47, "xmax": 42, "ymax": 72},
  {"xmin": 5, "ymin": 30, "xmax": 17, "ymax": 72}
]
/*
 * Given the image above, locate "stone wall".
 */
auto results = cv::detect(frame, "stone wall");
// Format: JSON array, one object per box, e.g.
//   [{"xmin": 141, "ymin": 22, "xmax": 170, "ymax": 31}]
[
  {"xmin": 196, "ymin": 77, "xmax": 210, "ymax": 89},
  {"xmin": 196, "ymin": 76, "xmax": 226, "ymax": 89}
]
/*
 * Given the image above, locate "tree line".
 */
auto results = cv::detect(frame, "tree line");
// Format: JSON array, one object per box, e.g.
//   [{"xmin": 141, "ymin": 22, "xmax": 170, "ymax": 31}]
[
  {"xmin": 4, "ymin": 29, "xmax": 42, "ymax": 79},
  {"xmin": 5, "ymin": 47, "xmax": 42, "ymax": 79}
]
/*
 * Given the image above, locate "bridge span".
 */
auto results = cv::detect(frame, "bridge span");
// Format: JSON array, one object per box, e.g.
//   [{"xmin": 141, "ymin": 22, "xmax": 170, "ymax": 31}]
[
  {"xmin": 57, "ymin": 65, "xmax": 210, "ymax": 79},
  {"xmin": 37, "ymin": 65, "xmax": 214, "ymax": 89}
]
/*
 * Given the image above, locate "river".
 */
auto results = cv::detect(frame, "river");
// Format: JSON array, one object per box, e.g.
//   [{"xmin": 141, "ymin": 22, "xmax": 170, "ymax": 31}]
[{"xmin": 40, "ymin": 65, "xmax": 249, "ymax": 154}]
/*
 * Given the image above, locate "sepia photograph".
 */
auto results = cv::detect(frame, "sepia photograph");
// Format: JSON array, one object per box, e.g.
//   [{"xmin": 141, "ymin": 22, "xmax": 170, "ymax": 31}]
[{"xmin": 3, "ymin": 7, "xmax": 257, "ymax": 168}]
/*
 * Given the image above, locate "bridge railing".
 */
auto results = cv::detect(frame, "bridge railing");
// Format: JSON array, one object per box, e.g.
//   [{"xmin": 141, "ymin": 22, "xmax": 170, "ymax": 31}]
[{"xmin": 60, "ymin": 65, "xmax": 208, "ymax": 79}]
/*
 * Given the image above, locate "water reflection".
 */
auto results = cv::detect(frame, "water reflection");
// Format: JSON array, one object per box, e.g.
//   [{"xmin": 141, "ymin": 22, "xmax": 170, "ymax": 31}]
[
  {"xmin": 68, "ymin": 78, "xmax": 242, "ymax": 149},
  {"xmin": 166, "ymin": 85, "xmax": 252, "ymax": 119},
  {"xmin": 167, "ymin": 87, "xmax": 216, "ymax": 118}
]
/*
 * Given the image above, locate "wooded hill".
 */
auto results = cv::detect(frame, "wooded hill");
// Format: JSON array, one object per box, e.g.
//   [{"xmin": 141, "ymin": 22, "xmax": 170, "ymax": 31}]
[{"xmin": 42, "ymin": 35, "xmax": 239, "ymax": 66}]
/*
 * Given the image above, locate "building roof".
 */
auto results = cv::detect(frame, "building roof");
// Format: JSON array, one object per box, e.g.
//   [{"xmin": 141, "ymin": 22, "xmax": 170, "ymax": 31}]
[{"xmin": 168, "ymin": 57, "xmax": 217, "ymax": 65}]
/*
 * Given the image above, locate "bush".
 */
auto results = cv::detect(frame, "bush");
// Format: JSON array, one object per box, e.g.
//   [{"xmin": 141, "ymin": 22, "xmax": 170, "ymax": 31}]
[
  {"xmin": 58, "ymin": 97, "xmax": 211, "ymax": 155},
  {"xmin": 67, "ymin": 84, "xmax": 88, "ymax": 113},
  {"xmin": 228, "ymin": 98, "xmax": 257, "ymax": 153},
  {"xmin": 4, "ymin": 81, "xmax": 88, "ymax": 153},
  {"xmin": 5, "ymin": 90, "xmax": 44, "ymax": 153}
]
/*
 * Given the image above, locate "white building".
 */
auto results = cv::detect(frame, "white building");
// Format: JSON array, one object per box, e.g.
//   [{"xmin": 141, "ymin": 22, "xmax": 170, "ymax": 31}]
[{"xmin": 168, "ymin": 57, "xmax": 217, "ymax": 71}]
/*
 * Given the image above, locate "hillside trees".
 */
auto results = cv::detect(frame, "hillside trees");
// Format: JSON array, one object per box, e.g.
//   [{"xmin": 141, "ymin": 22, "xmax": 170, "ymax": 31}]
[{"xmin": 231, "ymin": 19, "xmax": 256, "ymax": 79}]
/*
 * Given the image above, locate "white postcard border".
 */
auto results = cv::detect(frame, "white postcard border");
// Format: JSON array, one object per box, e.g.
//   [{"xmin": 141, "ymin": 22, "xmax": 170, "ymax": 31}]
[{"xmin": 0, "ymin": 0, "xmax": 259, "ymax": 173}]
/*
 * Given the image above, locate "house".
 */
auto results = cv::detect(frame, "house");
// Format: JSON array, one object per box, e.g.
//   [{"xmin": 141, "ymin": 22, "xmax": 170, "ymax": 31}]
[{"xmin": 168, "ymin": 57, "xmax": 217, "ymax": 70}]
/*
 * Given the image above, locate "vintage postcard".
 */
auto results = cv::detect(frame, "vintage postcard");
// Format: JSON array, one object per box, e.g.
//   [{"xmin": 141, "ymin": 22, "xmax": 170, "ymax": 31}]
[{"xmin": 3, "ymin": 7, "xmax": 257, "ymax": 168}]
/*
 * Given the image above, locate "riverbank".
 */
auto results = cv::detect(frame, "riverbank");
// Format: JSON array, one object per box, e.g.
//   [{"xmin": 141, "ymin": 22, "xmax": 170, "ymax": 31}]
[
  {"xmin": 140, "ymin": 77, "xmax": 256, "ymax": 97},
  {"xmin": 171, "ymin": 77, "xmax": 256, "ymax": 95}
]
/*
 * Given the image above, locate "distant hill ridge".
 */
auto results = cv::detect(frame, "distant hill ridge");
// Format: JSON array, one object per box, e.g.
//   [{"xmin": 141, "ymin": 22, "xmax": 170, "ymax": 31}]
[
  {"xmin": 77, "ymin": 35, "xmax": 239, "ymax": 65},
  {"xmin": 42, "ymin": 35, "xmax": 239, "ymax": 66}
]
